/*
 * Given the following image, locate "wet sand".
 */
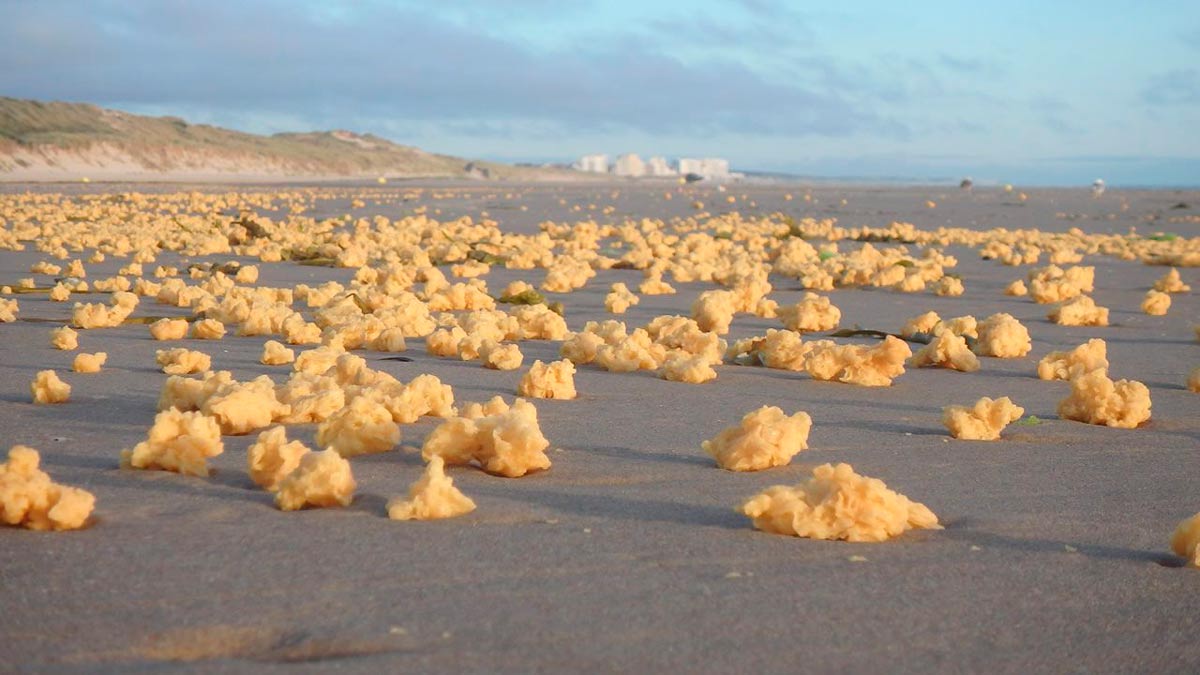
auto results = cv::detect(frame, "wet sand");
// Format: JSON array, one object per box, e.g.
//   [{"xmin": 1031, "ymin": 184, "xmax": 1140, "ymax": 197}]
[{"xmin": 1, "ymin": 182, "xmax": 1198, "ymax": 672}]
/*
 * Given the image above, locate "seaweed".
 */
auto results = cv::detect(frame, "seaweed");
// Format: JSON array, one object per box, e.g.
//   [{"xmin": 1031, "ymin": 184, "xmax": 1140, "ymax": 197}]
[{"xmin": 497, "ymin": 289, "xmax": 546, "ymax": 306}]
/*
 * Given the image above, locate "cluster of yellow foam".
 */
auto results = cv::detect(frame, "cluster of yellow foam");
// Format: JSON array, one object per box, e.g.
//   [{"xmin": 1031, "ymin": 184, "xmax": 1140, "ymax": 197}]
[
  {"xmin": 726, "ymin": 329, "xmax": 811, "ymax": 370},
  {"xmin": 702, "ymin": 406, "xmax": 812, "ymax": 471},
  {"xmin": 741, "ymin": 463, "xmax": 940, "ymax": 542},
  {"xmin": 120, "ymin": 409, "xmax": 225, "ymax": 476},
  {"xmin": 604, "ymin": 282, "xmax": 639, "ymax": 313},
  {"xmin": 149, "ymin": 317, "xmax": 189, "ymax": 340},
  {"xmin": 386, "ymin": 456, "xmax": 476, "ymax": 521},
  {"xmin": 156, "ymin": 348, "xmax": 211, "ymax": 375},
  {"xmin": 1037, "ymin": 339, "xmax": 1108, "ymax": 381},
  {"xmin": 30, "ymin": 370, "xmax": 71, "ymax": 404},
  {"xmin": 316, "ymin": 395, "xmax": 400, "ymax": 456},
  {"xmin": 1027, "ymin": 265, "xmax": 1095, "ymax": 303},
  {"xmin": 1171, "ymin": 514, "xmax": 1200, "ymax": 568},
  {"xmin": 778, "ymin": 293, "xmax": 840, "ymax": 332},
  {"xmin": 275, "ymin": 449, "xmax": 356, "ymax": 511},
  {"xmin": 72, "ymin": 292, "xmax": 138, "ymax": 328},
  {"xmin": 1142, "ymin": 290, "xmax": 1171, "ymax": 315},
  {"xmin": 246, "ymin": 426, "xmax": 310, "ymax": 491},
  {"xmin": 1048, "ymin": 295, "xmax": 1109, "ymax": 326},
  {"xmin": 517, "ymin": 359, "xmax": 577, "ymax": 399},
  {"xmin": 1153, "ymin": 268, "xmax": 1190, "ymax": 293},
  {"xmin": 1057, "ymin": 369, "xmax": 1152, "ymax": 429},
  {"xmin": 803, "ymin": 336, "xmax": 911, "ymax": 386},
  {"xmin": 422, "ymin": 398, "xmax": 552, "ymax": 477},
  {"xmin": 0, "ymin": 446, "xmax": 95, "ymax": 531},
  {"xmin": 50, "ymin": 326, "xmax": 78, "ymax": 350},
  {"xmin": 2, "ymin": 187, "xmax": 1195, "ymax": 542},
  {"xmin": 72, "ymin": 352, "xmax": 107, "ymax": 373},
  {"xmin": 942, "ymin": 397, "xmax": 1025, "ymax": 440},
  {"xmin": 910, "ymin": 332, "xmax": 979, "ymax": 372}
]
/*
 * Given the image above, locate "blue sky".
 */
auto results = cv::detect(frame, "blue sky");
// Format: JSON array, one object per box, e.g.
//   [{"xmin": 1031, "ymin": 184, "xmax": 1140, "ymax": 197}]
[{"xmin": 2, "ymin": 0, "xmax": 1198, "ymax": 185}]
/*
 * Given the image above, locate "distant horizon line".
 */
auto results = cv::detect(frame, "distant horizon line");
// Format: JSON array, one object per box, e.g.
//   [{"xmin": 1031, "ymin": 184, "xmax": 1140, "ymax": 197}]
[
  {"xmin": 4, "ymin": 96, "xmax": 1198, "ymax": 189},
  {"xmin": 512, "ymin": 161, "xmax": 1200, "ymax": 190}
]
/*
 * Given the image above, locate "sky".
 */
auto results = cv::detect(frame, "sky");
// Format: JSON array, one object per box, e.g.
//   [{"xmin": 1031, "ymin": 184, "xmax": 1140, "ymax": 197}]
[{"xmin": 2, "ymin": 0, "xmax": 1198, "ymax": 185}]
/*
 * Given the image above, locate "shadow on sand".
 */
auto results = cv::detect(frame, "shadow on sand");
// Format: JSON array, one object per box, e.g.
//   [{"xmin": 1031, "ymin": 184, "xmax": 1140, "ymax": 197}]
[{"xmin": 940, "ymin": 517, "xmax": 1182, "ymax": 566}]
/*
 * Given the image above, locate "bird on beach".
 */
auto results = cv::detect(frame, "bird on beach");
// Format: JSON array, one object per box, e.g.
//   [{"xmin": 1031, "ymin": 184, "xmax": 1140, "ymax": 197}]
[{"xmin": 1091, "ymin": 179, "xmax": 1105, "ymax": 197}]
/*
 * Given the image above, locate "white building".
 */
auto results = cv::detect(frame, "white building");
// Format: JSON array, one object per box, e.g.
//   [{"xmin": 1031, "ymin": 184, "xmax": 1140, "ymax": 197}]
[
  {"xmin": 613, "ymin": 153, "xmax": 646, "ymax": 177},
  {"xmin": 677, "ymin": 158, "xmax": 731, "ymax": 179},
  {"xmin": 573, "ymin": 154, "xmax": 609, "ymax": 173},
  {"xmin": 645, "ymin": 156, "xmax": 676, "ymax": 177}
]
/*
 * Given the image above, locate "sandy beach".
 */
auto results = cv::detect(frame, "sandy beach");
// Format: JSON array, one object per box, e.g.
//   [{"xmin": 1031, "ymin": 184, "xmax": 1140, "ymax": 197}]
[{"xmin": 1, "ymin": 182, "xmax": 1198, "ymax": 672}]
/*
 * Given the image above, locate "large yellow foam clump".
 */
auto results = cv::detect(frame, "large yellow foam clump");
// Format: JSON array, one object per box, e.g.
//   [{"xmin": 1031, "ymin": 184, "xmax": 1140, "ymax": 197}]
[
  {"xmin": 1048, "ymin": 295, "xmax": 1109, "ymax": 326},
  {"xmin": 803, "ymin": 335, "xmax": 911, "ymax": 386},
  {"xmin": 1037, "ymin": 339, "xmax": 1108, "ymax": 381},
  {"xmin": 909, "ymin": 331, "xmax": 979, "ymax": 372},
  {"xmin": 247, "ymin": 426, "xmax": 310, "ymax": 491},
  {"xmin": 72, "ymin": 352, "xmax": 108, "ymax": 373},
  {"xmin": 316, "ymin": 396, "xmax": 400, "ymax": 456},
  {"xmin": 1057, "ymin": 369, "xmax": 1151, "ymax": 428},
  {"xmin": 275, "ymin": 449, "xmax": 356, "ymax": 511},
  {"xmin": 30, "ymin": 370, "xmax": 71, "ymax": 404},
  {"xmin": 942, "ymin": 396, "xmax": 1024, "ymax": 440},
  {"xmin": 387, "ymin": 456, "xmax": 476, "ymax": 521},
  {"xmin": 156, "ymin": 348, "xmax": 211, "ymax": 375},
  {"xmin": 1171, "ymin": 513, "xmax": 1200, "ymax": 567},
  {"xmin": 0, "ymin": 446, "xmax": 95, "ymax": 531},
  {"xmin": 517, "ymin": 359, "xmax": 577, "ymax": 399},
  {"xmin": 702, "ymin": 406, "xmax": 812, "ymax": 471},
  {"xmin": 120, "ymin": 409, "xmax": 225, "ymax": 476},
  {"xmin": 740, "ymin": 462, "xmax": 940, "ymax": 542},
  {"xmin": 422, "ymin": 398, "xmax": 551, "ymax": 477},
  {"xmin": 974, "ymin": 313, "xmax": 1031, "ymax": 358}
]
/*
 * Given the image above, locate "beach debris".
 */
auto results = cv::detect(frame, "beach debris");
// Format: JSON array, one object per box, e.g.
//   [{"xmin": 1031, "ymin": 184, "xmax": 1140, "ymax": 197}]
[
  {"xmin": 660, "ymin": 351, "xmax": 718, "ymax": 383},
  {"xmin": 517, "ymin": 359, "xmax": 577, "ymax": 399},
  {"xmin": 778, "ymin": 292, "xmax": 841, "ymax": 332},
  {"xmin": 72, "ymin": 352, "xmax": 107, "ymax": 373},
  {"xmin": 156, "ymin": 348, "xmax": 211, "ymax": 375},
  {"xmin": 148, "ymin": 317, "xmax": 189, "ymax": 340},
  {"xmin": 604, "ymin": 282, "xmax": 639, "ymax": 314},
  {"xmin": 1005, "ymin": 279, "xmax": 1028, "ymax": 296},
  {"xmin": 1029, "ymin": 265, "xmax": 1094, "ymax": 304},
  {"xmin": 422, "ymin": 398, "xmax": 551, "ymax": 477},
  {"xmin": 1170, "ymin": 513, "xmax": 1200, "ymax": 567},
  {"xmin": 803, "ymin": 335, "xmax": 911, "ymax": 386},
  {"xmin": 120, "ymin": 409, "xmax": 224, "ymax": 476},
  {"xmin": 202, "ymin": 375, "xmax": 290, "ymax": 435},
  {"xmin": 0, "ymin": 446, "xmax": 95, "ymax": 531},
  {"xmin": 1037, "ymin": 339, "xmax": 1108, "ymax": 381},
  {"xmin": 30, "ymin": 370, "xmax": 71, "ymax": 404},
  {"xmin": 740, "ymin": 463, "xmax": 940, "ymax": 542},
  {"xmin": 1152, "ymin": 268, "xmax": 1190, "ymax": 293},
  {"xmin": 317, "ymin": 396, "xmax": 400, "ymax": 457},
  {"xmin": 702, "ymin": 406, "xmax": 812, "ymax": 471},
  {"xmin": 1141, "ymin": 290, "xmax": 1171, "ymax": 315},
  {"xmin": 247, "ymin": 426, "xmax": 310, "ymax": 491},
  {"xmin": 1057, "ymin": 369, "xmax": 1151, "ymax": 428},
  {"xmin": 387, "ymin": 456, "xmax": 476, "ymax": 521},
  {"xmin": 910, "ymin": 331, "xmax": 980, "ymax": 372},
  {"xmin": 973, "ymin": 313, "xmax": 1031, "ymax": 358},
  {"xmin": 1048, "ymin": 295, "xmax": 1109, "ymax": 326},
  {"xmin": 943, "ymin": 397, "xmax": 1024, "ymax": 440},
  {"xmin": 260, "ymin": 340, "xmax": 296, "ymax": 365},
  {"xmin": 50, "ymin": 326, "xmax": 78, "ymax": 350},
  {"xmin": 275, "ymin": 449, "xmax": 356, "ymax": 511},
  {"xmin": 479, "ymin": 339, "xmax": 523, "ymax": 370}
]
